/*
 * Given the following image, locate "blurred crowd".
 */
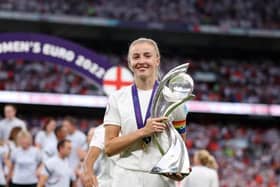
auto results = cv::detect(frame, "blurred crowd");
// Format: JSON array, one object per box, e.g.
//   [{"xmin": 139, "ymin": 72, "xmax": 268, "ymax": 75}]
[
  {"xmin": 0, "ymin": 60, "xmax": 102, "ymax": 96},
  {"xmin": 0, "ymin": 0, "xmax": 280, "ymax": 29},
  {"xmin": 0, "ymin": 58, "xmax": 279, "ymax": 104},
  {"xmin": 187, "ymin": 123, "xmax": 280, "ymax": 187},
  {"xmin": 0, "ymin": 104, "xmax": 279, "ymax": 186}
]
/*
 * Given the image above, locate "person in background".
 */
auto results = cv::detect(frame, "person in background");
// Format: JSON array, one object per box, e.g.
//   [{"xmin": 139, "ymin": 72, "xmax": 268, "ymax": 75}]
[
  {"xmin": 0, "ymin": 104, "xmax": 26, "ymax": 141},
  {"xmin": 0, "ymin": 139, "xmax": 10, "ymax": 187},
  {"xmin": 82, "ymin": 124, "xmax": 117, "ymax": 187},
  {"xmin": 43, "ymin": 125, "xmax": 68, "ymax": 161},
  {"xmin": 62, "ymin": 117, "xmax": 87, "ymax": 172},
  {"xmin": 35, "ymin": 118, "xmax": 56, "ymax": 149},
  {"xmin": 76, "ymin": 127, "xmax": 95, "ymax": 187},
  {"xmin": 37, "ymin": 139, "xmax": 77, "ymax": 187},
  {"xmin": 8, "ymin": 130, "xmax": 42, "ymax": 187},
  {"xmin": 7, "ymin": 127, "xmax": 22, "ymax": 153},
  {"xmin": 181, "ymin": 149, "xmax": 219, "ymax": 187}
]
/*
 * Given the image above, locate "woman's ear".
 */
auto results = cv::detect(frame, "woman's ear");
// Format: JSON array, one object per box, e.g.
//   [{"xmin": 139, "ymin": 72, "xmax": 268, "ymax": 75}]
[
  {"xmin": 128, "ymin": 62, "xmax": 133, "ymax": 71},
  {"xmin": 156, "ymin": 57, "xmax": 160, "ymax": 66}
]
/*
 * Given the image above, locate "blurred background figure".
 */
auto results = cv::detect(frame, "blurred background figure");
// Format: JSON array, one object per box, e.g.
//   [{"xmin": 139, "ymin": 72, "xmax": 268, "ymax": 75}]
[
  {"xmin": 62, "ymin": 117, "xmax": 87, "ymax": 173},
  {"xmin": 181, "ymin": 149, "xmax": 219, "ymax": 187},
  {"xmin": 0, "ymin": 105, "xmax": 26, "ymax": 141},
  {"xmin": 35, "ymin": 117, "xmax": 56, "ymax": 149},
  {"xmin": 8, "ymin": 130, "xmax": 42, "ymax": 187},
  {"xmin": 42, "ymin": 125, "xmax": 68, "ymax": 161},
  {"xmin": 7, "ymin": 127, "xmax": 23, "ymax": 153},
  {"xmin": 82, "ymin": 124, "xmax": 116, "ymax": 187},
  {"xmin": 38, "ymin": 139, "xmax": 77, "ymax": 187},
  {"xmin": 0, "ymin": 138, "xmax": 9, "ymax": 187},
  {"xmin": 75, "ymin": 127, "xmax": 96, "ymax": 187}
]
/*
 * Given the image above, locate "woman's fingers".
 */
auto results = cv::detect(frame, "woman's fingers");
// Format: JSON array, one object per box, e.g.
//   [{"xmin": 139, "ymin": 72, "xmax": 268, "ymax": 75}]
[
  {"xmin": 153, "ymin": 117, "xmax": 168, "ymax": 122},
  {"xmin": 143, "ymin": 117, "xmax": 169, "ymax": 136}
]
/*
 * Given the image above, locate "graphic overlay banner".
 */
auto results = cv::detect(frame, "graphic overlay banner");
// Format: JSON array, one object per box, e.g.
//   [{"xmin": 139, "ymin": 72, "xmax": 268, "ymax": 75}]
[{"xmin": 0, "ymin": 32, "xmax": 112, "ymax": 85}]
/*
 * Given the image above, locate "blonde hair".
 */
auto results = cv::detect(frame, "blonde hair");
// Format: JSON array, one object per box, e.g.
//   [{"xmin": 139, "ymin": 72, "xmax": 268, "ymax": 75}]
[
  {"xmin": 127, "ymin": 37, "xmax": 160, "ymax": 63},
  {"xmin": 195, "ymin": 149, "xmax": 218, "ymax": 170},
  {"xmin": 16, "ymin": 130, "xmax": 32, "ymax": 145},
  {"xmin": 207, "ymin": 155, "xmax": 218, "ymax": 170}
]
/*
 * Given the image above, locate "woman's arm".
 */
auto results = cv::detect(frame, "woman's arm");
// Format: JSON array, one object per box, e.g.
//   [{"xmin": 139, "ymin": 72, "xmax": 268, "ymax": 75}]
[
  {"xmin": 7, "ymin": 159, "xmax": 14, "ymax": 184},
  {"xmin": 37, "ymin": 174, "xmax": 48, "ymax": 187},
  {"xmin": 105, "ymin": 117, "xmax": 168, "ymax": 156},
  {"xmin": 82, "ymin": 147, "xmax": 100, "ymax": 187}
]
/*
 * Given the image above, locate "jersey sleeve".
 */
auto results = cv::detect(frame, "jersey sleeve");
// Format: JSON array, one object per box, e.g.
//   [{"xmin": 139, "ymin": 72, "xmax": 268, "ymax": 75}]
[
  {"xmin": 10, "ymin": 149, "xmax": 17, "ymax": 163},
  {"xmin": 36, "ymin": 148, "xmax": 43, "ymax": 164},
  {"xmin": 103, "ymin": 94, "xmax": 121, "ymax": 126},
  {"xmin": 89, "ymin": 126, "xmax": 105, "ymax": 150},
  {"xmin": 35, "ymin": 131, "xmax": 43, "ymax": 146},
  {"xmin": 171, "ymin": 103, "xmax": 188, "ymax": 134},
  {"xmin": 41, "ymin": 160, "xmax": 53, "ymax": 177}
]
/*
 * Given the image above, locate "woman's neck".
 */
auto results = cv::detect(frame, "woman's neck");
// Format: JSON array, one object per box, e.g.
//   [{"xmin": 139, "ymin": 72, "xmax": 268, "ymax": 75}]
[{"xmin": 134, "ymin": 76, "xmax": 156, "ymax": 90}]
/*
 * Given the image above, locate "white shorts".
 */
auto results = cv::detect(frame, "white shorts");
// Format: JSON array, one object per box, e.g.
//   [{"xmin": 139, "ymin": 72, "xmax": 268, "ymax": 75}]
[{"xmin": 112, "ymin": 165, "xmax": 176, "ymax": 187}]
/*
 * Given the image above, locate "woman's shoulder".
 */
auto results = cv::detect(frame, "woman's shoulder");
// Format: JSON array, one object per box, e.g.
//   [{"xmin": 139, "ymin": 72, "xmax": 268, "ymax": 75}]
[
  {"xmin": 109, "ymin": 85, "xmax": 132, "ymax": 98},
  {"xmin": 192, "ymin": 165, "xmax": 217, "ymax": 175}
]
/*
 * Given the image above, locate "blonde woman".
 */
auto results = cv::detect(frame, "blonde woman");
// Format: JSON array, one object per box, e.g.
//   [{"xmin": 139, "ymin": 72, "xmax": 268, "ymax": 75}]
[
  {"xmin": 181, "ymin": 150, "xmax": 219, "ymax": 187},
  {"xmin": 9, "ymin": 130, "xmax": 42, "ymax": 187},
  {"xmin": 104, "ymin": 38, "xmax": 188, "ymax": 187}
]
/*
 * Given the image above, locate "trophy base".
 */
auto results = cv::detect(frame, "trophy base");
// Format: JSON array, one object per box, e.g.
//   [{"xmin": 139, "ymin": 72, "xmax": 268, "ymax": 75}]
[{"xmin": 150, "ymin": 166, "xmax": 192, "ymax": 176}]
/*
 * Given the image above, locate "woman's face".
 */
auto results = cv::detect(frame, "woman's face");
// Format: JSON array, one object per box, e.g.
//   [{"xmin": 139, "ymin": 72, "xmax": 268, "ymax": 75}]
[
  {"xmin": 46, "ymin": 120, "xmax": 56, "ymax": 132},
  {"xmin": 129, "ymin": 42, "xmax": 159, "ymax": 80},
  {"xmin": 19, "ymin": 136, "xmax": 31, "ymax": 149}
]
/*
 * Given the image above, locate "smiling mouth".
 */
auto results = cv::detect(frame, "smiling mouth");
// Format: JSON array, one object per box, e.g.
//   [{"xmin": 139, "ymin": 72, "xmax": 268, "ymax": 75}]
[{"xmin": 135, "ymin": 64, "xmax": 150, "ymax": 70}]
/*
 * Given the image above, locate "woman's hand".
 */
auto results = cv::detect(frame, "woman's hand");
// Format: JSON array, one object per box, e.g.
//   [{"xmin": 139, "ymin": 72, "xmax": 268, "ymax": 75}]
[
  {"xmin": 82, "ymin": 171, "xmax": 99, "ymax": 187},
  {"xmin": 141, "ymin": 117, "xmax": 168, "ymax": 137},
  {"xmin": 163, "ymin": 173, "xmax": 185, "ymax": 181}
]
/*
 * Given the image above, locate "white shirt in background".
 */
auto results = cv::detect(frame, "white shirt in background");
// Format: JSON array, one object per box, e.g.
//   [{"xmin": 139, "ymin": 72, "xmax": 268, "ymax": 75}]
[
  {"xmin": 42, "ymin": 138, "xmax": 58, "ymax": 161},
  {"xmin": 0, "ymin": 117, "xmax": 26, "ymax": 140},
  {"xmin": 181, "ymin": 166, "xmax": 219, "ymax": 187},
  {"xmin": 11, "ymin": 146, "xmax": 42, "ymax": 184},
  {"xmin": 89, "ymin": 125, "xmax": 117, "ymax": 187},
  {"xmin": 35, "ymin": 132, "xmax": 57, "ymax": 161},
  {"xmin": 0, "ymin": 145, "xmax": 9, "ymax": 185},
  {"xmin": 67, "ymin": 130, "xmax": 87, "ymax": 170},
  {"xmin": 42, "ymin": 156, "xmax": 76, "ymax": 187},
  {"xmin": 35, "ymin": 131, "xmax": 56, "ymax": 148}
]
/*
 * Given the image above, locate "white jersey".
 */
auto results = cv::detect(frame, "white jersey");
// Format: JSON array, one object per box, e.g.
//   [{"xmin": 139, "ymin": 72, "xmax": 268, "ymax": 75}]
[
  {"xmin": 11, "ymin": 146, "xmax": 42, "ymax": 184},
  {"xmin": 0, "ymin": 145, "xmax": 9, "ymax": 185},
  {"xmin": 67, "ymin": 130, "xmax": 87, "ymax": 170},
  {"xmin": 89, "ymin": 125, "xmax": 116, "ymax": 187},
  {"xmin": 0, "ymin": 117, "xmax": 26, "ymax": 140},
  {"xmin": 35, "ymin": 131, "xmax": 56, "ymax": 148},
  {"xmin": 42, "ymin": 155, "xmax": 76, "ymax": 187},
  {"xmin": 181, "ymin": 166, "xmax": 219, "ymax": 187},
  {"xmin": 104, "ymin": 86, "xmax": 187, "ymax": 187},
  {"xmin": 42, "ymin": 138, "xmax": 58, "ymax": 161},
  {"xmin": 7, "ymin": 140, "xmax": 17, "ymax": 154}
]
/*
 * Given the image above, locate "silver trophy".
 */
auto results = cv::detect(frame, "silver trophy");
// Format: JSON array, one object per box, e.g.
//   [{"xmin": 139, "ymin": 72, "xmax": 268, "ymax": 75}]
[{"xmin": 150, "ymin": 63, "xmax": 194, "ymax": 177}]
